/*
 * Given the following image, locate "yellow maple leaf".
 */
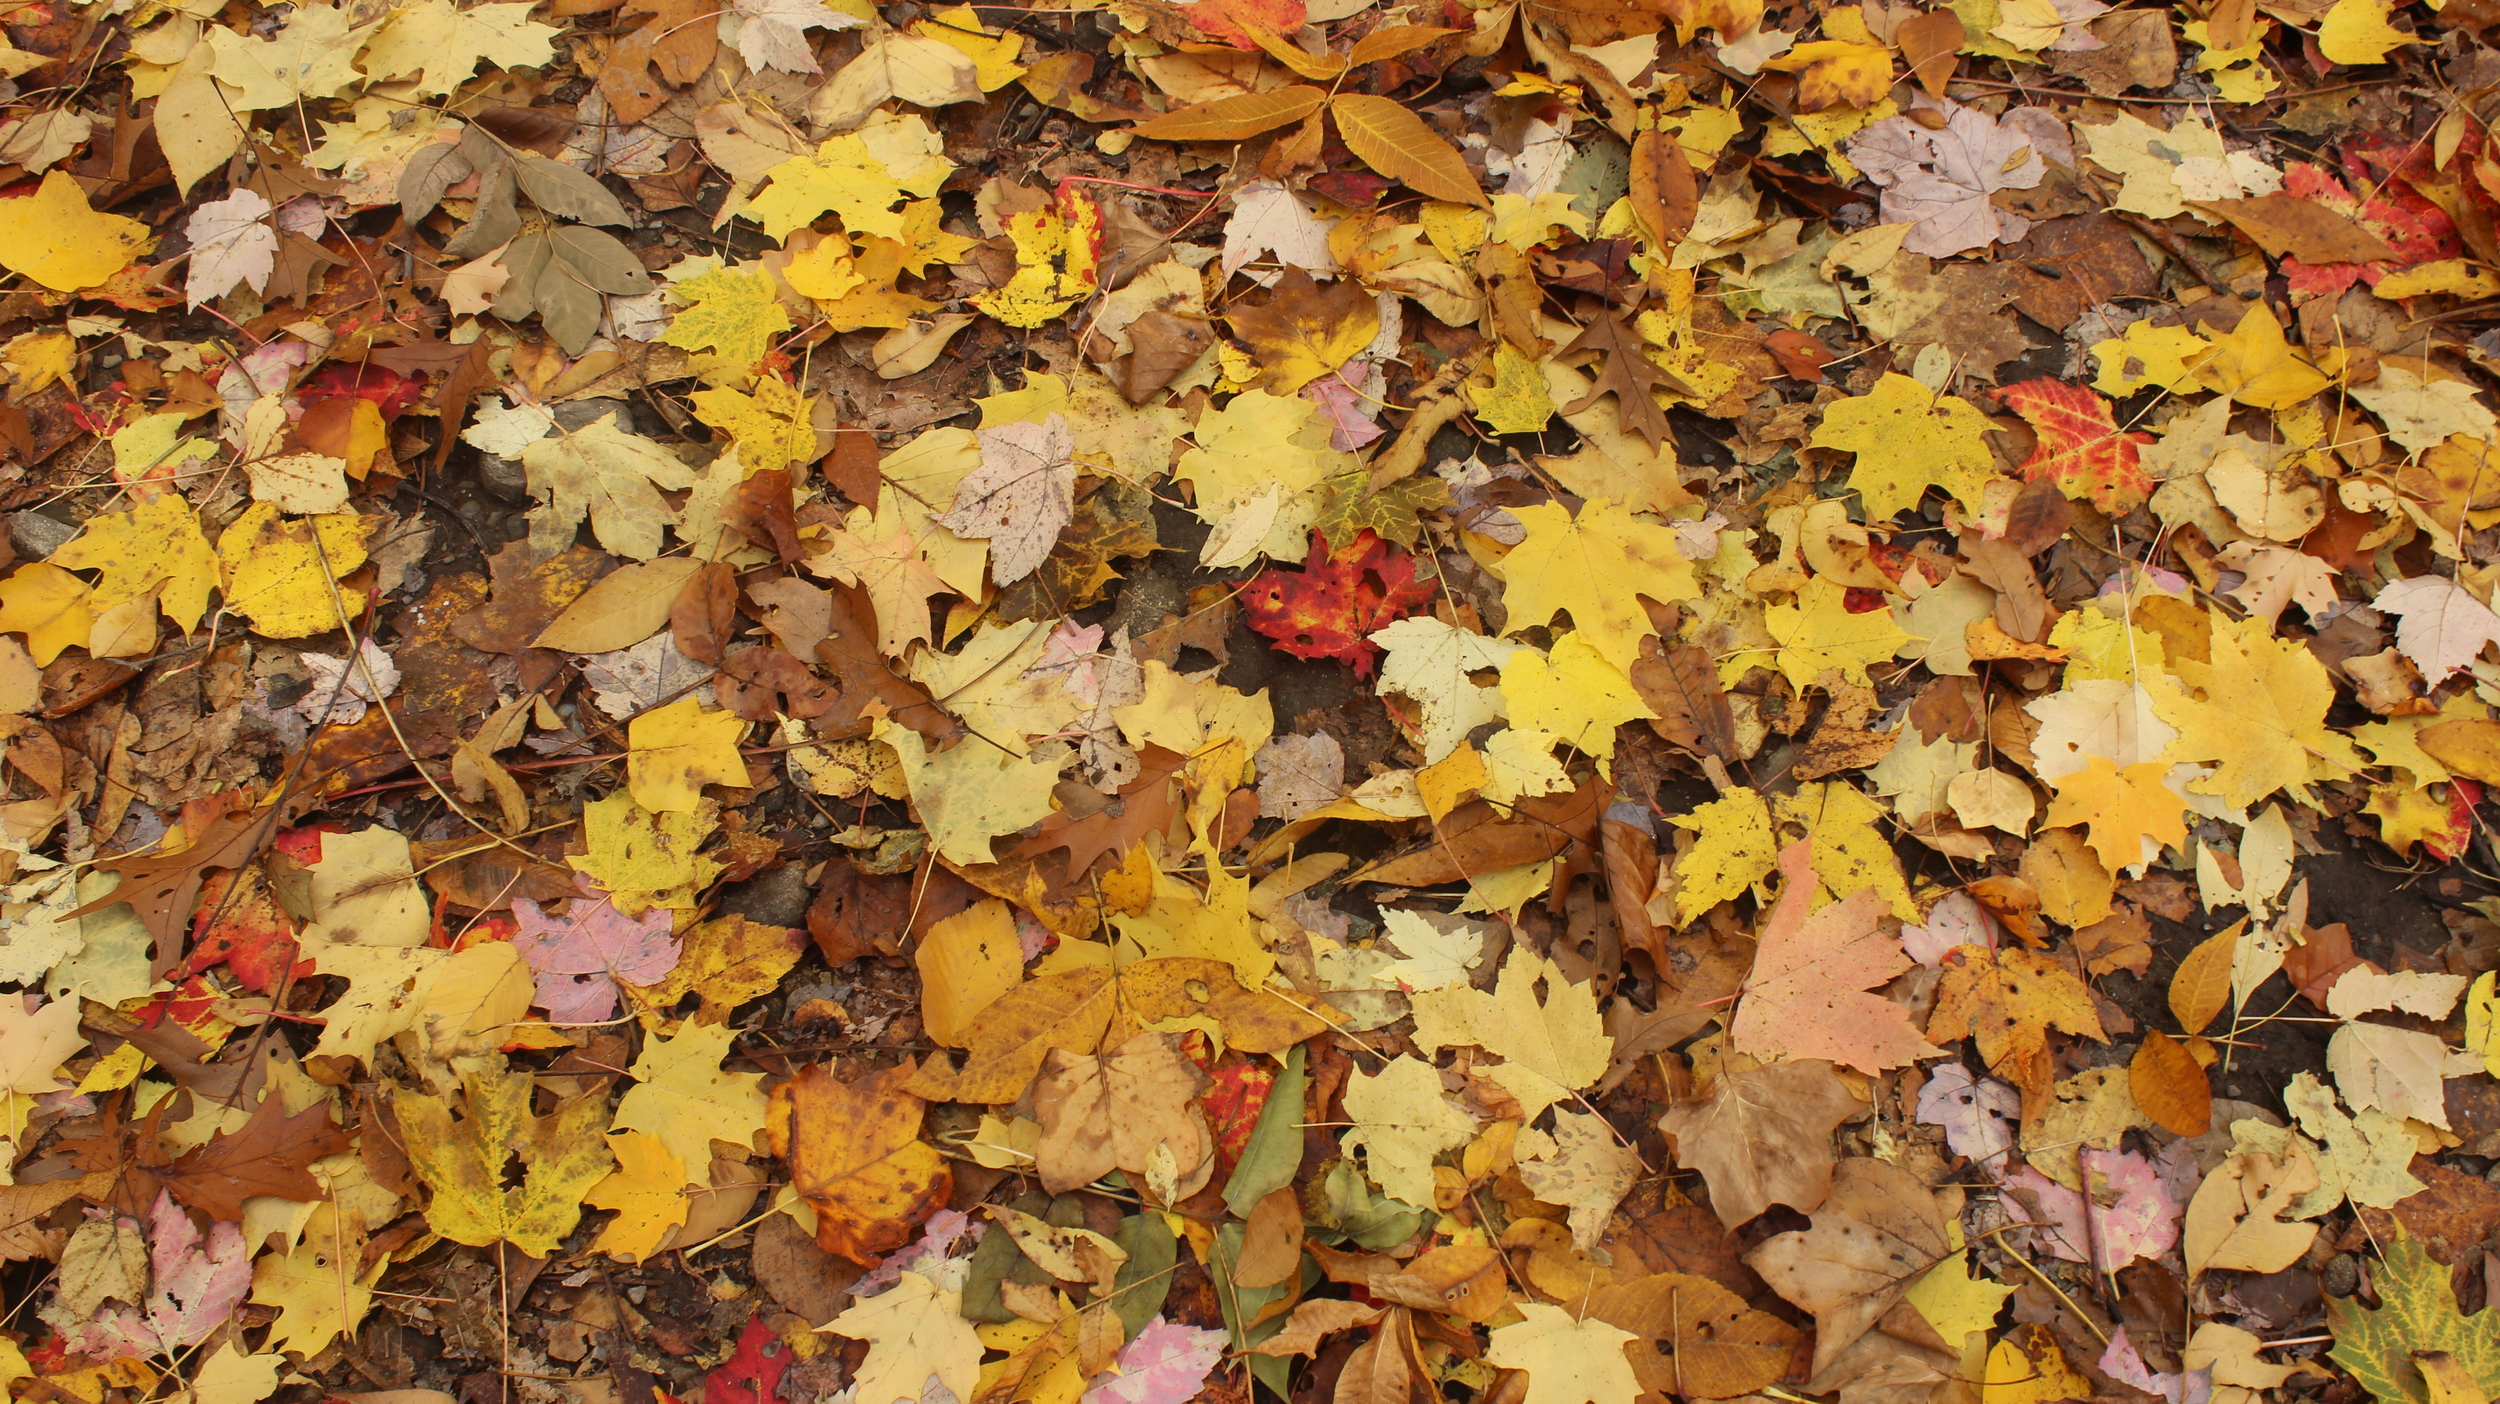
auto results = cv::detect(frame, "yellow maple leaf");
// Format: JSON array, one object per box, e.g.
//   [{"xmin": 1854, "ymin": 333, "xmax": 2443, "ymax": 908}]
[
  {"xmin": 49, "ymin": 494, "xmax": 219, "ymax": 634},
  {"xmin": 2092, "ymin": 320, "xmax": 2213, "ymax": 398},
  {"xmin": 0, "ymin": 563, "xmax": 93, "ymax": 664},
  {"xmin": 1496, "ymin": 498, "xmax": 1698, "ymax": 672},
  {"xmin": 2042, "ymin": 755, "xmax": 2189, "ymax": 874},
  {"xmin": 1984, "ymin": 1325, "xmax": 2090, "ymax": 1404},
  {"xmin": 915, "ymin": 7, "xmax": 1025, "ymax": 89},
  {"xmin": 1169, "ymin": 389, "xmax": 1342, "ymax": 568},
  {"xmin": 584, "ymin": 1131, "xmax": 689, "ymax": 1263},
  {"xmin": 1226, "ymin": 268, "xmax": 1379, "ymax": 395},
  {"xmin": 1668, "ymin": 785, "xmax": 1780, "ymax": 924},
  {"xmin": 1812, "ymin": 372, "xmax": 2000, "ymax": 518},
  {"xmin": 393, "ymin": 1054, "xmax": 615, "ymax": 1256},
  {"xmin": 567, "ymin": 794, "xmax": 723, "ymax": 914},
  {"xmin": 1110, "ymin": 660, "xmax": 1274, "ymax": 759},
  {"xmin": 821, "ymin": 1271, "xmax": 982, "ymax": 1404},
  {"xmin": 747, "ymin": 110, "xmax": 953, "ymax": 245},
  {"xmin": 2, "ymin": 331, "xmax": 73, "ymax": 401},
  {"xmin": 878, "ymin": 720, "xmax": 1072, "ymax": 866},
  {"xmin": 804, "ymin": 519, "xmax": 952, "ymax": 655},
  {"xmin": 0, "ymin": 172, "xmax": 149, "ymax": 292},
  {"xmin": 1776, "ymin": 780, "xmax": 1917, "ymax": 919},
  {"xmin": 971, "ymin": 195, "xmax": 1099, "ymax": 329},
  {"xmin": 690, "ymin": 377, "xmax": 819, "ymax": 475},
  {"xmin": 610, "ymin": 1019, "xmax": 769, "ymax": 1175},
  {"xmin": 662, "ymin": 266, "xmax": 792, "ymax": 365},
  {"xmin": 2192, "ymin": 302, "xmax": 2332, "ymax": 410},
  {"xmin": 1768, "ymin": 577, "xmax": 1917, "ymax": 690},
  {"xmin": 1761, "ymin": 39, "xmax": 1894, "ymax": 111},
  {"xmin": 1486, "ymin": 1304, "xmax": 1642, "ymax": 1404},
  {"xmin": 2318, "ymin": 0, "xmax": 2414, "ymax": 64},
  {"xmin": 782, "ymin": 235, "xmax": 866, "ymax": 301},
  {"xmin": 1411, "ymin": 948, "xmax": 1612, "ymax": 1118},
  {"xmin": 2156, "ymin": 613, "xmax": 2366, "ymax": 808},
  {"xmin": 1472, "ymin": 344, "xmax": 1554, "ymax": 435},
  {"xmin": 626, "ymin": 698, "xmax": 750, "ymax": 813},
  {"xmin": 1499, "ymin": 634, "xmax": 1656, "ymax": 769},
  {"xmin": 217, "ymin": 504, "xmax": 375, "ymax": 639}
]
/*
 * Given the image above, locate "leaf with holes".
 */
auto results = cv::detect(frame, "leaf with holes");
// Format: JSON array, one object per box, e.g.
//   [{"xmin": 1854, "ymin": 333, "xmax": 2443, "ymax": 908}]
[{"xmin": 1999, "ymin": 379, "xmax": 2155, "ymax": 515}]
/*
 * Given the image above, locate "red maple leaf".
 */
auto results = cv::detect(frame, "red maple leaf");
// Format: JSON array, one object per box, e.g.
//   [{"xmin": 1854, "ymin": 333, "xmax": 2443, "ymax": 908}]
[
  {"xmin": 2279, "ymin": 156, "xmax": 2460, "ymax": 303},
  {"xmin": 703, "ymin": 1318, "xmax": 793, "ymax": 1404},
  {"xmin": 1240, "ymin": 530, "xmax": 1437, "ymax": 678},
  {"xmin": 176, "ymin": 868, "xmax": 299, "ymax": 995},
  {"xmin": 1997, "ymin": 379, "xmax": 2154, "ymax": 516},
  {"xmin": 1199, "ymin": 1058, "xmax": 1276, "ymax": 1183}
]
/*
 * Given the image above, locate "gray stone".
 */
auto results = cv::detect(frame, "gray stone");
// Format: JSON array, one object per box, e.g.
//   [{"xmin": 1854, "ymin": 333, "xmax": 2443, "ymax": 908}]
[
  {"xmin": 2321, "ymin": 1252, "xmax": 2360, "ymax": 1298},
  {"xmin": 720, "ymin": 862, "xmax": 812, "ymax": 928},
  {"xmin": 8, "ymin": 511, "xmax": 79, "ymax": 560}
]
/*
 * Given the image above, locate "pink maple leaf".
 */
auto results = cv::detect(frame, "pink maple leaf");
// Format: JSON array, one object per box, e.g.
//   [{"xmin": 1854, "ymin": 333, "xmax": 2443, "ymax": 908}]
[
  {"xmin": 511, "ymin": 878, "xmax": 681, "ymax": 1024},
  {"xmin": 58, "ymin": 1192, "xmax": 251, "ymax": 1358},
  {"xmin": 1083, "ymin": 1317, "xmax": 1227, "ymax": 1404},
  {"xmin": 2005, "ymin": 1148, "xmax": 2181, "ymax": 1273}
]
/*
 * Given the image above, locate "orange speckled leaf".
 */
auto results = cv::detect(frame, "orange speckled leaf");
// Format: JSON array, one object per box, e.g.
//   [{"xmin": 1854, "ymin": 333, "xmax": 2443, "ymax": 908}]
[
  {"xmin": 767, "ymin": 1061, "xmax": 952, "ymax": 1266},
  {"xmin": 1999, "ymin": 379, "xmax": 2155, "ymax": 516}
]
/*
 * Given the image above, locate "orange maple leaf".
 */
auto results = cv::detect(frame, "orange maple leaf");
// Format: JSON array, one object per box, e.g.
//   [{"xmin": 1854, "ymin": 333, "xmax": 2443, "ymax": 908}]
[
  {"xmin": 2042, "ymin": 755, "xmax": 2190, "ymax": 875},
  {"xmin": 1998, "ymin": 379, "xmax": 2154, "ymax": 516}
]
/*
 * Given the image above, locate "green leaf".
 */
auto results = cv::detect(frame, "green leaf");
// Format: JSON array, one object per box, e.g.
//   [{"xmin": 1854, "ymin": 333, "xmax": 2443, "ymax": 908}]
[
  {"xmin": 1315, "ymin": 472, "xmax": 1451, "ymax": 552},
  {"xmin": 2328, "ymin": 1231, "xmax": 2500, "ymax": 1404},
  {"xmin": 1221, "ymin": 1043, "xmax": 1306, "ymax": 1219},
  {"xmin": 392, "ymin": 1055, "xmax": 615, "ymax": 1257},
  {"xmin": 515, "ymin": 152, "xmax": 630, "ymax": 225}
]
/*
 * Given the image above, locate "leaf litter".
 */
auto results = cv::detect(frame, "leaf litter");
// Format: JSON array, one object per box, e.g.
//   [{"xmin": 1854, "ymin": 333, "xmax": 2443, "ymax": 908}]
[{"xmin": 2, "ymin": 4, "xmax": 2500, "ymax": 1404}]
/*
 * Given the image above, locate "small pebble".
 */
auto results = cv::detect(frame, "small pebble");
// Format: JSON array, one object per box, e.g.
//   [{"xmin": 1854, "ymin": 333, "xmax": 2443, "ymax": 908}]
[{"xmin": 2321, "ymin": 1253, "xmax": 2360, "ymax": 1298}]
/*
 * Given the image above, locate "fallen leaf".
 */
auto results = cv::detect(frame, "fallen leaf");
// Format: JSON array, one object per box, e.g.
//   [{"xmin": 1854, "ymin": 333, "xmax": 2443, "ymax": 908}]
[{"xmin": 768, "ymin": 1061, "xmax": 952, "ymax": 1265}]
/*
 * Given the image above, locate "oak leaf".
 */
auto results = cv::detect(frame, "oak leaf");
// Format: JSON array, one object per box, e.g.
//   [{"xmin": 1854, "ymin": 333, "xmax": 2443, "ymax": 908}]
[
  {"xmin": 1552, "ymin": 305, "xmax": 1687, "ymax": 453},
  {"xmin": 153, "ymin": 1092, "xmax": 353, "ymax": 1223}
]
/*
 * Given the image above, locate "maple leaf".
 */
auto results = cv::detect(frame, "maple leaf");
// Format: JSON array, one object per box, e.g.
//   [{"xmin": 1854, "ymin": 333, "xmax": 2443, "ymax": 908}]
[
  {"xmin": 1767, "ymin": 578, "xmax": 1916, "ymax": 690},
  {"xmin": 1810, "ymin": 372, "xmax": 1999, "ymax": 518},
  {"xmin": 358, "ymin": 0, "xmax": 559, "ymax": 96},
  {"xmin": 2155, "ymin": 613, "xmax": 2368, "ymax": 809},
  {"xmin": 1486, "ymin": 1304, "xmax": 1641, "ymax": 1404},
  {"xmin": 1033, "ymin": 1031, "xmax": 1213, "ymax": 1198},
  {"xmin": 626, "ymin": 698, "xmax": 749, "ymax": 813},
  {"xmin": 819, "ymin": 1271, "xmax": 982, "ymax": 1404},
  {"xmin": 662, "ymin": 266, "xmax": 792, "ymax": 365},
  {"xmin": 2007, "ymin": 1148, "xmax": 2179, "ymax": 1271},
  {"xmin": 2041, "ymin": 756, "xmax": 2189, "ymax": 874},
  {"xmin": 1411, "ymin": 949, "xmax": 1611, "ymax": 1119},
  {"xmin": 768, "ymin": 1061, "xmax": 952, "ymax": 1264},
  {"xmin": 1241, "ymin": 530, "xmax": 1436, "ymax": 678},
  {"xmin": 1747, "ymin": 1159, "xmax": 1953, "ymax": 1377},
  {"xmin": 804, "ymin": 522, "xmax": 951, "ymax": 657},
  {"xmin": 584, "ymin": 1131, "xmax": 688, "ymax": 1263},
  {"xmin": 879, "ymin": 723, "xmax": 1071, "ymax": 867},
  {"xmin": 705, "ymin": 1318, "xmax": 795, "ymax": 1404},
  {"xmin": 510, "ymin": 887, "xmax": 681, "ymax": 1023},
  {"xmin": 972, "ymin": 191, "xmax": 1102, "ymax": 328},
  {"xmin": 2328, "ymin": 1231, "xmax": 2500, "ymax": 1404},
  {"xmin": 2372, "ymin": 575, "xmax": 2500, "ymax": 681},
  {"xmin": 1731, "ymin": 840, "xmax": 1941, "ymax": 1073},
  {"xmin": 1658, "ymin": 1058, "xmax": 1868, "ymax": 1228},
  {"xmin": 0, "ymin": 171, "xmax": 150, "ymax": 293},
  {"xmin": 182, "ymin": 189, "xmax": 277, "ymax": 309},
  {"xmin": 935, "ymin": 414, "xmax": 1077, "ymax": 587},
  {"xmin": 1554, "ymin": 304, "xmax": 1689, "ymax": 452},
  {"xmin": 54, "ymin": 1192, "xmax": 251, "ymax": 1358},
  {"xmin": 1226, "ymin": 267, "xmax": 1379, "ymax": 395},
  {"xmin": 746, "ymin": 110, "xmax": 954, "ymax": 244},
  {"xmin": 612, "ymin": 1020, "xmax": 770, "ymax": 1177},
  {"xmin": 1091, "ymin": 1319, "xmax": 1228, "ymax": 1404},
  {"xmin": 152, "ymin": 1093, "xmax": 353, "ymax": 1223},
  {"xmin": 1371, "ymin": 616, "xmax": 1525, "ymax": 763},
  {"xmin": 689, "ymin": 377, "xmax": 820, "ymax": 476},
  {"xmin": 1998, "ymin": 379, "xmax": 2155, "ymax": 515},
  {"xmin": 1497, "ymin": 499, "xmax": 1697, "ymax": 672},
  {"xmin": 1847, "ymin": 103, "xmax": 2068, "ymax": 257},
  {"xmin": 1929, "ymin": 944, "xmax": 2107, "ymax": 1122},
  {"xmin": 48, "ymin": 493, "xmax": 220, "ymax": 634},
  {"xmin": 516, "ymin": 412, "xmax": 699, "ymax": 564}
]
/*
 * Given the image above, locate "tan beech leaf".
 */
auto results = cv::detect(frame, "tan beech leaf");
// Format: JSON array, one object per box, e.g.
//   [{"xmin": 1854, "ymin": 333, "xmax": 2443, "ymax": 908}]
[
  {"xmin": 534, "ymin": 557, "xmax": 706, "ymax": 653},
  {"xmin": 2189, "ymin": 194, "xmax": 2399, "ymax": 265},
  {"xmin": 1129, "ymin": 86, "xmax": 1328, "ymax": 143},
  {"xmin": 2183, "ymin": 1145, "xmax": 2319, "ymax": 1278},
  {"xmin": 1747, "ymin": 1159, "xmax": 1953, "ymax": 1378},
  {"xmin": 1246, "ymin": 1299, "xmax": 1386, "ymax": 1357},
  {"xmin": 1031, "ymin": 1030, "xmax": 1214, "ymax": 1198},
  {"xmin": 1329, "ymin": 94, "xmax": 1486, "ymax": 207},
  {"xmin": 1658, "ymin": 1059, "xmax": 1869, "ymax": 1229},
  {"xmin": 2170, "ymin": 921, "xmax": 2239, "ymax": 1035}
]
